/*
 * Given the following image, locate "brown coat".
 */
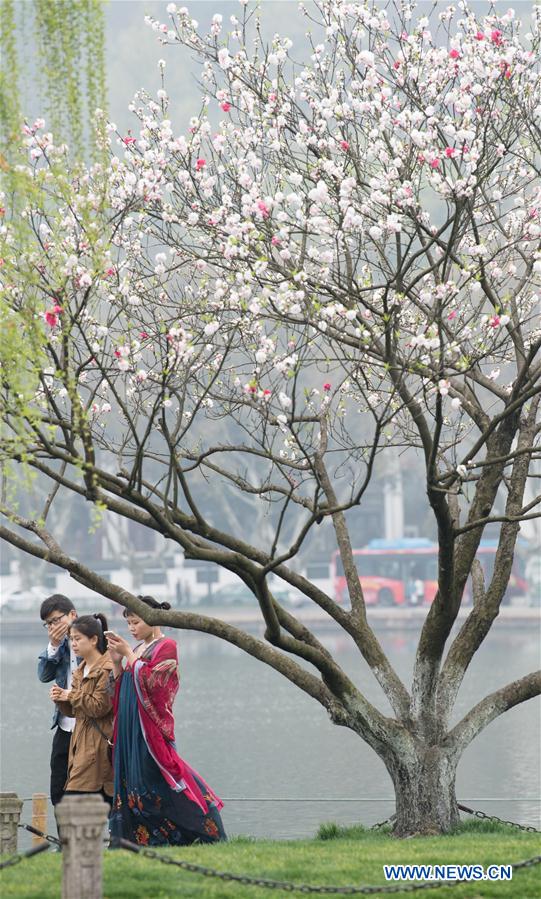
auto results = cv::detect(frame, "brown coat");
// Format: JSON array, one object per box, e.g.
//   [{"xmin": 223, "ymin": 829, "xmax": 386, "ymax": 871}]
[{"xmin": 57, "ymin": 653, "xmax": 114, "ymax": 796}]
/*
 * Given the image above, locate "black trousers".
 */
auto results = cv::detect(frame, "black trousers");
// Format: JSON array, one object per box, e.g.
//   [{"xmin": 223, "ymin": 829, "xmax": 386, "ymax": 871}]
[{"xmin": 50, "ymin": 726, "xmax": 72, "ymax": 806}]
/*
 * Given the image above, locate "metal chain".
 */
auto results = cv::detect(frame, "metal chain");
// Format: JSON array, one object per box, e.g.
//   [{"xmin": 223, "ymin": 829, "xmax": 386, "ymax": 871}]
[
  {"xmin": 17, "ymin": 822, "xmax": 109, "ymax": 846},
  {"xmin": 371, "ymin": 804, "xmax": 540, "ymax": 835},
  {"xmin": 18, "ymin": 822, "xmax": 62, "ymax": 846},
  {"xmin": 0, "ymin": 842, "xmax": 50, "ymax": 870},
  {"xmin": 513, "ymin": 856, "xmax": 541, "ymax": 870},
  {"xmin": 116, "ymin": 838, "xmax": 541, "ymax": 895},
  {"xmin": 371, "ymin": 815, "xmax": 395, "ymax": 830},
  {"xmin": 457, "ymin": 804, "xmax": 540, "ymax": 834}
]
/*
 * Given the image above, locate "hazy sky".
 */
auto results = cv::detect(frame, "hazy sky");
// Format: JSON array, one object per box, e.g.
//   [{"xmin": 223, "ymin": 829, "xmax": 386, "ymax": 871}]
[
  {"xmin": 14, "ymin": 1, "xmax": 531, "ymax": 139},
  {"xmin": 103, "ymin": 1, "xmax": 531, "ymax": 136},
  {"xmin": 105, "ymin": 1, "xmax": 315, "ymax": 134}
]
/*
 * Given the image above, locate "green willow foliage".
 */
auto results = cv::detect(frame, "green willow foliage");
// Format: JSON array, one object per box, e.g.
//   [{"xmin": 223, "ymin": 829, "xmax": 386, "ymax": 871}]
[
  {"xmin": 0, "ymin": 0, "xmax": 19, "ymax": 157},
  {"xmin": 0, "ymin": 0, "xmax": 107, "ymax": 161},
  {"xmin": 0, "ymin": 0, "xmax": 107, "ymax": 488}
]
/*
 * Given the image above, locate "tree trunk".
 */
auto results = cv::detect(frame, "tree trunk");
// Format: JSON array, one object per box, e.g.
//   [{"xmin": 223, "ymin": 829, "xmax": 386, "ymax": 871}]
[{"xmin": 386, "ymin": 745, "xmax": 459, "ymax": 836}]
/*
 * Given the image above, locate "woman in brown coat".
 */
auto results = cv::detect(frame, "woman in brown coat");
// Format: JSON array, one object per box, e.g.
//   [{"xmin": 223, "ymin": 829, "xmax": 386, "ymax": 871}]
[{"xmin": 50, "ymin": 614, "xmax": 114, "ymax": 806}]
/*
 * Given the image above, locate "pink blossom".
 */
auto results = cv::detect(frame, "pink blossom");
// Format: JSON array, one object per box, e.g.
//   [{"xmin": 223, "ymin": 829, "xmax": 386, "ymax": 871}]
[
  {"xmin": 340, "ymin": 140, "xmax": 350, "ymax": 151},
  {"xmin": 257, "ymin": 200, "xmax": 270, "ymax": 218},
  {"xmin": 123, "ymin": 136, "xmax": 136, "ymax": 146},
  {"xmin": 489, "ymin": 315, "xmax": 500, "ymax": 328},
  {"xmin": 449, "ymin": 49, "xmax": 460, "ymax": 60},
  {"xmin": 105, "ymin": 267, "xmax": 116, "ymax": 277},
  {"xmin": 323, "ymin": 383, "xmax": 331, "ymax": 392},
  {"xmin": 475, "ymin": 31, "xmax": 485, "ymax": 41},
  {"xmin": 445, "ymin": 147, "xmax": 456, "ymax": 158},
  {"xmin": 491, "ymin": 29, "xmax": 503, "ymax": 46},
  {"xmin": 220, "ymin": 101, "xmax": 231, "ymax": 112},
  {"xmin": 430, "ymin": 158, "xmax": 440, "ymax": 169},
  {"xmin": 271, "ymin": 236, "xmax": 281, "ymax": 246},
  {"xmin": 447, "ymin": 310, "xmax": 457, "ymax": 320},
  {"xmin": 139, "ymin": 331, "xmax": 149, "ymax": 340},
  {"xmin": 195, "ymin": 158, "xmax": 206, "ymax": 171},
  {"xmin": 44, "ymin": 303, "xmax": 63, "ymax": 327}
]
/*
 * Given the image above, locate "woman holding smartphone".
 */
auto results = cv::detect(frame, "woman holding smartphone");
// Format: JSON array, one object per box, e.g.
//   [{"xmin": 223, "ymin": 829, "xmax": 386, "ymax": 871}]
[
  {"xmin": 106, "ymin": 596, "xmax": 226, "ymax": 846},
  {"xmin": 50, "ymin": 614, "xmax": 114, "ymax": 807}
]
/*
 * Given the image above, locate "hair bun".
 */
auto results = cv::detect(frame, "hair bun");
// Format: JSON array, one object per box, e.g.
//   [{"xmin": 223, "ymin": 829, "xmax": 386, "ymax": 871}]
[{"xmin": 137, "ymin": 594, "xmax": 170, "ymax": 611}]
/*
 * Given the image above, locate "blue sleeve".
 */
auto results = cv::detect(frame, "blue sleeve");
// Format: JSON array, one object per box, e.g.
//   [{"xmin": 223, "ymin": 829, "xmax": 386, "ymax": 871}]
[{"xmin": 37, "ymin": 642, "xmax": 64, "ymax": 683}]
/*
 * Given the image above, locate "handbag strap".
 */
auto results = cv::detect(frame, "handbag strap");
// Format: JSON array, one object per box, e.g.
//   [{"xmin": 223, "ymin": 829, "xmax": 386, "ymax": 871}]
[{"xmin": 89, "ymin": 717, "xmax": 113, "ymax": 747}]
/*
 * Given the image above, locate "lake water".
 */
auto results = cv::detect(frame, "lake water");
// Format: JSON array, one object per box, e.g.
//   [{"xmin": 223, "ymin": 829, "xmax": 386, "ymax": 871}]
[{"xmin": 1, "ymin": 617, "xmax": 539, "ymax": 844}]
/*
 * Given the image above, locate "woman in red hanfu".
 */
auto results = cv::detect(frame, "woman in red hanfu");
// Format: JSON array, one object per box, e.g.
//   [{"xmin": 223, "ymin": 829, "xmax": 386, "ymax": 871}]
[{"xmin": 106, "ymin": 596, "xmax": 226, "ymax": 846}]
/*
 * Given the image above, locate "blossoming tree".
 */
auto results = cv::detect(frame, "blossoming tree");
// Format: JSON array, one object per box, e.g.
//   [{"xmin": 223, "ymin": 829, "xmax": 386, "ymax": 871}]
[{"xmin": 1, "ymin": 0, "xmax": 540, "ymax": 835}]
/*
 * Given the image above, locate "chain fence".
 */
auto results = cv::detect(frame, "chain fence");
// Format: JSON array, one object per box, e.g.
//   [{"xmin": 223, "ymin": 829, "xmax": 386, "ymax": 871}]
[
  {"xmin": 110, "ymin": 804, "xmax": 540, "ymax": 895},
  {"xmin": 17, "ymin": 822, "xmax": 61, "ymax": 846},
  {"xmin": 4, "ymin": 802, "xmax": 540, "ymax": 896},
  {"xmin": 17, "ymin": 821, "xmax": 109, "ymax": 846},
  {"xmin": 457, "ymin": 803, "xmax": 540, "ymax": 833},
  {"xmin": 115, "ymin": 837, "xmax": 541, "ymax": 896}
]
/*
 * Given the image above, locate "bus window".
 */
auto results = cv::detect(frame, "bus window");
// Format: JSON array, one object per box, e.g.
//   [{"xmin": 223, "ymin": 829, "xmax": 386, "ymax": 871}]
[{"xmin": 358, "ymin": 555, "xmax": 402, "ymax": 579}]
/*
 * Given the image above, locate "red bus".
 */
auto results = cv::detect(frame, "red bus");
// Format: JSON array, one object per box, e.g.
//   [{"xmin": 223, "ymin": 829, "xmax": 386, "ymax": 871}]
[
  {"xmin": 332, "ymin": 539, "xmax": 438, "ymax": 607},
  {"xmin": 331, "ymin": 539, "xmax": 528, "ymax": 608}
]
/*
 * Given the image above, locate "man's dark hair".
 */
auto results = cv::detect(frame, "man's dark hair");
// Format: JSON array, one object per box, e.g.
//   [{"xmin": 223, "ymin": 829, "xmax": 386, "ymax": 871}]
[{"xmin": 39, "ymin": 594, "xmax": 75, "ymax": 621}]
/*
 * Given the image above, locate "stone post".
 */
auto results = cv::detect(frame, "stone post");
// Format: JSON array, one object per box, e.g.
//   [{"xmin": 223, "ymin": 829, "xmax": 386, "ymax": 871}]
[
  {"xmin": 0, "ymin": 792, "xmax": 23, "ymax": 854},
  {"xmin": 55, "ymin": 795, "xmax": 109, "ymax": 899}
]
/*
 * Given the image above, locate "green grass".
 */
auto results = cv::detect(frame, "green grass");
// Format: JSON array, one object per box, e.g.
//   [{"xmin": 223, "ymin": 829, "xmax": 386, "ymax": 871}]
[{"xmin": 1, "ymin": 822, "xmax": 539, "ymax": 898}]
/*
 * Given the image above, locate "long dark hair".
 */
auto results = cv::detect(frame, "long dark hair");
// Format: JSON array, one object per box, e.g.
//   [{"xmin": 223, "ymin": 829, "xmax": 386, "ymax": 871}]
[
  {"xmin": 122, "ymin": 595, "xmax": 171, "ymax": 618},
  {"xmin": 70, "ymin": 613, "xmax": 108, "ymax": 653}
]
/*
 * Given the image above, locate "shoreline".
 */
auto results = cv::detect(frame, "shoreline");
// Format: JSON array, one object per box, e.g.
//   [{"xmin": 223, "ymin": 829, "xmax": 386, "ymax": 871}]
[{"xmin": 1, "ymin": 604, "xmax": 539, "ymax": 637}]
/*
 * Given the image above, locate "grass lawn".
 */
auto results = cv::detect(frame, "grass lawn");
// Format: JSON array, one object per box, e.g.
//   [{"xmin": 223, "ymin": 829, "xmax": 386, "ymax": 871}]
[{"xmin": 1, "ymin": 821, "xmax": 539, "ymax": 899}]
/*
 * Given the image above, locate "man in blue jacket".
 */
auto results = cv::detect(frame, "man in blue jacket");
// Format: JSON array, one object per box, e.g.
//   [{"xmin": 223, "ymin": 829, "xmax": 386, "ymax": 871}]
[{"xmin": 38, "ymin": 594, "xmax": 78, "ymax": 807}]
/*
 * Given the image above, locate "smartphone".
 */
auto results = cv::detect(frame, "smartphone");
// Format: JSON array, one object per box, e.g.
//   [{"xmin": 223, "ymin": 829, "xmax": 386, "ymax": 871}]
[{"xmin": 104, "ymin": 631, "xmax": 116, "ymax": 637}]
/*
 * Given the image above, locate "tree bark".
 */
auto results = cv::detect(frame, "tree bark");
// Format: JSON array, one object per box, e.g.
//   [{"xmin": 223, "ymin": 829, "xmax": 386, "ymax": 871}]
[{"xmin": 384, "ymin": 742, "xmax": 459, "ymax": 836}]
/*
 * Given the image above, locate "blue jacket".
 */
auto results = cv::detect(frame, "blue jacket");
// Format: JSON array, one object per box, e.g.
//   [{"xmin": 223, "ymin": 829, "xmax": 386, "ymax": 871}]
[{"xmin": 38, "ymin": 637, "xmax": 78, "ymax": 729}]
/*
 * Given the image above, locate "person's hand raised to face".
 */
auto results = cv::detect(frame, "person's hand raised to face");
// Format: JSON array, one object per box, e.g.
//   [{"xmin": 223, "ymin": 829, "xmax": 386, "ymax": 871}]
[{"xmin": 44, "ymin": 612, "xmax": 74, "ymax": 649}]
